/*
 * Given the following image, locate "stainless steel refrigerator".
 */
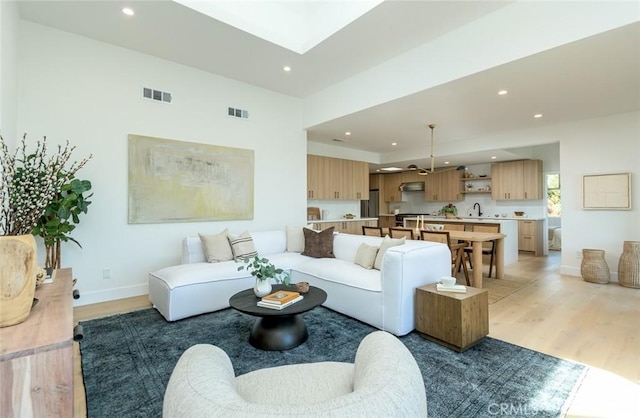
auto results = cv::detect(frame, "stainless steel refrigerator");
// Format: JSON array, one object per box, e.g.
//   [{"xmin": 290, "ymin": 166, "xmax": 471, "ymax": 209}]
[{"xmin": 360, "ymin": 190, "xmax": 379, "ymax": 218}]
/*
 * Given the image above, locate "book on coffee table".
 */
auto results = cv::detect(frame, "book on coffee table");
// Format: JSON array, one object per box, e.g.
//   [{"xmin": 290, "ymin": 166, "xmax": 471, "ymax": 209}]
[
  {"xmin": 261, "ymin": 290, "xmax": 300, "ymax": 305},
  {"xmin": 436, "ymin": 284, "xmax": 467, "ymax": 293},
  {"xmin": 257, "ymin": 295, "xmax": 304, "ymax": 310}
]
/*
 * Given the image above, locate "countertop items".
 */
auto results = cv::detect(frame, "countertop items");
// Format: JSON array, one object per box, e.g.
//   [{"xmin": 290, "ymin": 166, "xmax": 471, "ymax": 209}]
[{"xmin": 313, "ymin": 217, "xmax": 378, "ymax": 223}]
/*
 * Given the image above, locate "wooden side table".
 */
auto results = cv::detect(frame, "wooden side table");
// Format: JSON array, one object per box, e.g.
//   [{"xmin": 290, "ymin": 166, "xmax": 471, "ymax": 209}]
[{"xmin": 415, "ymin": 283, "xmax": 488, "ymax": 352}]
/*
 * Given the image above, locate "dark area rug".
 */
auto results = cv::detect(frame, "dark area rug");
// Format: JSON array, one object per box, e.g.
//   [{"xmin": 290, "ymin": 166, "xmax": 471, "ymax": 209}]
[{"xmin": 80, "ymin": 307, "xmax": 586, "ymax": 417}]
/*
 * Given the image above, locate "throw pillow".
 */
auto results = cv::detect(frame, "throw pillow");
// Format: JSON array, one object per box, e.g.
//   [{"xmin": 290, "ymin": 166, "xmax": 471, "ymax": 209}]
[
  {"xmin": 354, "ymin": 243, "xmax": 379, "ymax": 270},
  {"xmin": 228, "ymin": 231, "xmax": 258, "ymax": 260},
  {"xmin": 286, "ymin": 226, "xmax": 305, "ymax": 253},
  {"xmin": 198, "ymin": 229, "xmax": 233, "ymax": 263},
  {"xmin": 302, "ymin": 227, "xmax": 336, "ymax": 258},
  {"xmin": 373, "ymin": 235, "xmax": 406, "ymax": 270}
]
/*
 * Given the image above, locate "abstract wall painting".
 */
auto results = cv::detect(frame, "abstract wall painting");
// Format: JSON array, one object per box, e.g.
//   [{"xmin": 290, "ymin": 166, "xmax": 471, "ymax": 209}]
[{"xmin": 128, "ymin": 134, "xmax": 254, "ymax": 223}]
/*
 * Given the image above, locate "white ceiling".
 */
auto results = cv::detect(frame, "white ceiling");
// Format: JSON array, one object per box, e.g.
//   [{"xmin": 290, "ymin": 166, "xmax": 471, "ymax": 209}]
[{"xmin": 16, "ymin": 1, "xmax": 640, "ymax": 171}]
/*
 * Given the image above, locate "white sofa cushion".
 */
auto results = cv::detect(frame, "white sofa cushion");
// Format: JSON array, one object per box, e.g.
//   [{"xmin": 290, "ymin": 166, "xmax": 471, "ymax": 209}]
[
  {"xmin": 354, "ymin": 243, "xmax": 379, "ymax": 269},
  {"xmin": 374, "ymin": 236, "xmax": 406, "ymax": 269},
  {"xmin": 198, "ymin": 229, "xmax": 233, "ymax": 263},
  {"xmin": 294, "ymin": 258, "xmax": 382, "ymax": 292},
  {"xmin": 183, "ymin": 230, "xmax": 288, "ymax": 264},
  {"xmin": 228, "ymin": 231, "xmax": 258, "ymax": 260},
  {"xmin": 286, "ymin": 226, "xmax": 305, "ymax": 252}
]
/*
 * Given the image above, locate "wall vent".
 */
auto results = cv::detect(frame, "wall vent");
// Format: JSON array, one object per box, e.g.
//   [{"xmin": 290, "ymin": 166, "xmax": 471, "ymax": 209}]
[
  {"xmin": 228, "ymin": 106, "xmax": 249, "ymax": 119},
  {"xmin": 142, "ymin": 87, "xmax": 172, "ymax": 103}
]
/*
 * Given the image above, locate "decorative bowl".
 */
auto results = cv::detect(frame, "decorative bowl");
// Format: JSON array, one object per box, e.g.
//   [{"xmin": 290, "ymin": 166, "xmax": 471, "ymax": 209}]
[
  {"xmin": 514, "ymin": 211, "xmax": 525, "ymax": 217},
  {"xmin": 295, "ymin": 281, "xmax": 310, "ymax": 294}
]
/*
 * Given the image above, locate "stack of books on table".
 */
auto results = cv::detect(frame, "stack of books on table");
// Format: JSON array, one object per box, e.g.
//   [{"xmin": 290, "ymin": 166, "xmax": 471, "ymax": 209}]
[
  {"xmin": 436, "ymin": 284, "xmax": 467, "ymax": 293},
  {"xmin": 257, "ymin": 290, "xmax": 303, "ymax": 310}
]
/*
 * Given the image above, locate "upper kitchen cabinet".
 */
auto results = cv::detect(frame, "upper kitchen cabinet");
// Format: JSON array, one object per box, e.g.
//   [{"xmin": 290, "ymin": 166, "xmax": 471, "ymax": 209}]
[
  {"xmin": 424, "ymin": 170, "xmax": 464, "ymax": 202},
  {"xmin": 491, "ymin": 160, "xmax": 543, "ymax": 200},
  {"xmin": 383, "ymin": 172, "xmax": 404, "ymax": 202},
  {"xmin": 307, "ymin": 155, "xmax": 369, "ymax": 200}
]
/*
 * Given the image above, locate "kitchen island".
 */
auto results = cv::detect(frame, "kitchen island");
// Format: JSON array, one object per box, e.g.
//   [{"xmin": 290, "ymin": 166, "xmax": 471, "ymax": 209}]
[
  {"xmin": 312, "ymin": 217, "xmax": 378, "ymax": 235},
  {"xmin": 403, "ymin": 217, "xmax": 519, "ymax": 266}
]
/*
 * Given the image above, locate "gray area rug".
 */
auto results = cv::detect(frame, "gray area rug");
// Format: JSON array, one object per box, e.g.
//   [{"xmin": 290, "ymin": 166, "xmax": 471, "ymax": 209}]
[{"xmin": 80, "ymin": 307, "xmax": 586, "ymax": 417}]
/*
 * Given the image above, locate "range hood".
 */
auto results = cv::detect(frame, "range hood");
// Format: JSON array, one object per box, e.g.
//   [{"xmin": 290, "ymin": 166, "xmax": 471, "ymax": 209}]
[{"xmin": 399, "ymin": 182, "xmax": 425, "ymax": 191}]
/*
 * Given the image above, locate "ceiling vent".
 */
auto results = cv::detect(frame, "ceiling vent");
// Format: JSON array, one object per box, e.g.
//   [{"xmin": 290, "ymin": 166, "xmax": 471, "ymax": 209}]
[
  {"xmin": 142, "ymin": 87, "xmax": 172, "ymax": 103},
  {"xmin": 228, "ymin": 107, "xmax": 249, "ymax": 119}
]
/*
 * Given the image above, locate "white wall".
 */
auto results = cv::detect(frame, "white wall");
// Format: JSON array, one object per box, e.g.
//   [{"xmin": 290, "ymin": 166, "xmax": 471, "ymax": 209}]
[
  {"xmin": 559, "ymin": 111, "xmax": 639, "ymax": 280},
  {"xmin": 0, "ymin": 0, "xmax": 19, "ymax": 143},
  {"xmin": 17, "ymin": 22, "xmax": 306, "ymax": 305}
]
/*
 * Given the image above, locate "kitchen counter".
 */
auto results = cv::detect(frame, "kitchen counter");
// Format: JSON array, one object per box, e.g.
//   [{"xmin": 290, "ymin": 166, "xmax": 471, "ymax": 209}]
[{"xmin": 312, "ymin": 217, "xmax": 378, "ymax": 223}]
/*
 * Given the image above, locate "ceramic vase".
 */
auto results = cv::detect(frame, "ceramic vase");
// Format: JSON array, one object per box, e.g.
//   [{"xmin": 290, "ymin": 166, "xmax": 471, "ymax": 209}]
[
  {"xmin": 254, "ymin": 279, "xmax": 272, "ymax": 297},
  {"xmin": 0, "ymin": 234, "xmax": 38, "ymax": 327}
]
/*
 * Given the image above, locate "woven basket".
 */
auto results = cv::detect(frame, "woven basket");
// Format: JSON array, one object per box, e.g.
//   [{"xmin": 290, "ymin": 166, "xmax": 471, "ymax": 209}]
[
  {"xmin": 618, "ymin": 241, "xmax": 640, "ymax": 288},
  {"xmin": 581, "ymin": 249, "xmax": 610, "ymax": 284}
]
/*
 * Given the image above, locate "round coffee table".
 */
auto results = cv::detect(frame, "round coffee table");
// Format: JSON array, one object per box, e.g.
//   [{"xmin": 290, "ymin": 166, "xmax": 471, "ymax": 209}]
[{"xmin": 229, "ymin": 284, "xmax": 327, "ymax": 351}]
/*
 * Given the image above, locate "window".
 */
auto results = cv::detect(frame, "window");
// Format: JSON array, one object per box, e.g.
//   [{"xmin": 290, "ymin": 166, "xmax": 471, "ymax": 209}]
[{"xmin": 547, "ymin": 173, "xmax": 561, "ymax": 217}]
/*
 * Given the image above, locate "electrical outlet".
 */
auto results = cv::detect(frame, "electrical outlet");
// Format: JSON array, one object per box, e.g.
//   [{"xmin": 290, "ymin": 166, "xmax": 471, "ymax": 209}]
[
  {"xmin": 576, "ymin": 251, "xmax": 582, "ymax": 258},
  {"xmin": 103, "ymin": 268, "xmax": 111, "ymax": 279}
]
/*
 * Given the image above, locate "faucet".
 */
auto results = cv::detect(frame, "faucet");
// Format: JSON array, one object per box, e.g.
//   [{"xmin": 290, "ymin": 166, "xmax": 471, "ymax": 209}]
[{"xmin": 473, "ymin": 202, "xmax": 483, "ymax": 217}]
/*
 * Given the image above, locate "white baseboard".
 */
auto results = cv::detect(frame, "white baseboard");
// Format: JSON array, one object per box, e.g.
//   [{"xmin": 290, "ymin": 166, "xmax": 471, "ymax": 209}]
[{"xmin": 73, "ymin": 283, "xmax": 149, "ymax": 307}]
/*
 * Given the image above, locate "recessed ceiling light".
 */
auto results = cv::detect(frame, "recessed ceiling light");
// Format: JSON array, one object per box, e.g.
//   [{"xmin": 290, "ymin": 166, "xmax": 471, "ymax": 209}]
[
  {"xmin": 534, "ymin": 113, "xmax": 543, "ymax": 118},
  {"xmin": 498, "ymin": 90, "xmax": 508, "ymax": 95},
  {"xmin": 122, "ymin": 7, "xmax": 135, "ymax": 16},
  {"xmin": 283, "ymin": 66, "xmax": 291, "ymax": 72},
  {"xmin": 444, "ymin": 161, "xmax": 450, "ymax": 165},
  {"xmin": 345, "ymin": 132, "xmax": 351, "ymax": 136},
  {"xmin": 491, "ymin": 156, "xmax": 497, "ymax": 160},
  {"xmin": 391, "ymin": 142, "xmax": 397, "ymax": 146}
]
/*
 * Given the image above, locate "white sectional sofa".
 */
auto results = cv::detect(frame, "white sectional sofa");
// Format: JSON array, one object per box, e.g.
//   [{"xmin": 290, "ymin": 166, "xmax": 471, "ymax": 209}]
[{"xmin": 149, "ymin": 229, "xmax": 450, "ymax": 336}]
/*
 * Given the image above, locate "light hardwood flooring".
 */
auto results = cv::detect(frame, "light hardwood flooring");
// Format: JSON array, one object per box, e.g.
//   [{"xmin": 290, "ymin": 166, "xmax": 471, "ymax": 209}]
[{"xmin": 72, "ymin": 252, "xmax": 639, "ymax": 417}]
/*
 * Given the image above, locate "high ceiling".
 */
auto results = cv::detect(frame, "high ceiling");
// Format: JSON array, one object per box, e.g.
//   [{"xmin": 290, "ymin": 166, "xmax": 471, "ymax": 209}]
[{"xmin": 16, "ymin": 1, "xmax": 640, "ymax": 171}]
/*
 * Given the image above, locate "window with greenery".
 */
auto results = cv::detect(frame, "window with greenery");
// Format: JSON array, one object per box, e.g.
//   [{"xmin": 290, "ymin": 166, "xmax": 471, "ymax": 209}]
[{"xmin": 547, "ymin": 173, "xmax": 561, "ymax": 217}]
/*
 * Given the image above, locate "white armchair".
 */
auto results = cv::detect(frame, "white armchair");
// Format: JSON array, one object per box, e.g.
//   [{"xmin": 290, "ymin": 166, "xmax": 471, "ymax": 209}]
[{"xmin": 163, "ymin": 331, "xmax": 427, "ymax": 417}]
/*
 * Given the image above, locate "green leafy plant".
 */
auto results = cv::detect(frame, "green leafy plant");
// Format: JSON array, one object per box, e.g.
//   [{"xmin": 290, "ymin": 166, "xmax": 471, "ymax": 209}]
[
  {"xmin": 237, "ymin": 256, "xmax": 290, "ymax": 286},
  {"xmin": 32, "ymin": 177, "xmax": 93, "ymax": 268},
  {"xmin": 439, "ymin": 204, "xmax": 458, "ymax": 216}
]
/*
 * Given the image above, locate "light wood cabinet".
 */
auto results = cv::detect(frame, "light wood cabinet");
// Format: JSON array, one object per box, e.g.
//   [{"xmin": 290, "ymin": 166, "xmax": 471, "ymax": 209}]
[
  {"xmin": 425, "ymin": 170, "xmax": 464, "ymax": 202},
  {"xmin": 0, "ymin": 268, "xmax": 74, "ymax": 417},
  {"xmin": 307, "ymin": 155, "xmax": 369, "ymax": 200},
  {"xmin": 383, "ymin": 172, "xmax": 404, "ymax": 202},
  {"xmin": 491, "ymin": 160, "xmax": 542, "ymax": 200},
  {"xmin": 319, "ymin": 219, "xmax": 378, "ymax": 235},
  {"xmin": 378, "ymin": 215, "xmax": 396, "ymax": 229},
  {"xmin": 518, "ymin": 219, "xmax": 544, "ymax": 256}
]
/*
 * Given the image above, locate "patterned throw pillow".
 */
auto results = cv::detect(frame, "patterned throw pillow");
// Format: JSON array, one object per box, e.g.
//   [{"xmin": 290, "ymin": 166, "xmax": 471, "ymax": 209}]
[
  {"xmin": 198, "ymin": 229, "xmax": 233, "ymax": 263},
  {"xmin": 373, "ymin": 236, "xmax": 406, "ymax": 270},
  {"xmin": 354, "ymin": 243, "xmax": 379, "ymax": 269},
  {"xmin": 302, "ymin": 227, "xmax": 336, "ymax": 258},
  {"xmin": 228, "ymin": 231, "xmax": 258, "ymax": 260}
]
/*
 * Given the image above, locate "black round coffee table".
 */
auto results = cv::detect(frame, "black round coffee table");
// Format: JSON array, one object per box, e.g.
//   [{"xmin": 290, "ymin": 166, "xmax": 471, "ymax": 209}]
[{"xmin": 229, "ymin": 284, "xmax": 327, "ymax": 351}]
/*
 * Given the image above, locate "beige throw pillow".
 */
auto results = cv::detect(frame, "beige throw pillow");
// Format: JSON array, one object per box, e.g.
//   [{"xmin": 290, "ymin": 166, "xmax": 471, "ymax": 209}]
[
  {"xmin": 373, "ymin": 235, "xmax": 406, "ymax": 270},
  {"xmin": 354, "ymin": 243, "xmax": 379, "ymax": 270},
  {"xmin": 198, "ymin": 229, "xmax": 233, "ymax": 263},
  {"xmin": 286, "ymin": 226, "xmax": 305, "ymax": 253},
  {"xmin": 228, "ymin": 231, "xmax": 258, "ymax": 260},
  {"xmin": 301, "ymin": 227, "xmax": 336, "ymax": 258}
]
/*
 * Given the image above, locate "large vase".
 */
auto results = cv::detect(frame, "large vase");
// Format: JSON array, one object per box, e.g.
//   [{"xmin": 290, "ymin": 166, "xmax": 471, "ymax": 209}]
[
  {"xmin": 0, "ymin": 234, "xmax": 38, "ymax": 327},
  {"xmin": 618, "ymin": 241, "xmax": 640, "ymax": 288},
  {"xmin": 254, "ymin": 279, "xmax": 272, "ymax": 298},
  {"xmin": 581, "ymin": 248, "xmax": 610, "ymax": 284}
]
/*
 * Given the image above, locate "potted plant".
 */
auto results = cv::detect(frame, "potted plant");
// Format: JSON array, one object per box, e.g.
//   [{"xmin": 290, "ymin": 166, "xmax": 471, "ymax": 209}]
[
  {"xmin": 439, "ymin": 203, "xmax": 458, "ymax": 219},
  {"xmin": 0, "ymin": 134, "xmax": 91, "ymax": 326},
  {"xmin": 237, "ymin": 256, "xmax": 291, "ymax": 297}
]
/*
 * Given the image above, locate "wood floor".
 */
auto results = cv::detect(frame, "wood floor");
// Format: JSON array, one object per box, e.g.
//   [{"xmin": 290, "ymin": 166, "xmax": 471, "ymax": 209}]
[{"xmin": 72, "ymin": 252, "xmax": 639, "ymax": 417}]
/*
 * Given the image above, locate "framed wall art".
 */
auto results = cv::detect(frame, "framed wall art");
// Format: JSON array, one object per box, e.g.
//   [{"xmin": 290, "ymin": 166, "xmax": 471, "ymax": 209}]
[
  {"xmin": 128, "ymin": 134, "xmax": 254, "ymax": 223},
  {"xmin": 582, "ymin": 172, "xmax": 631, "ymax": 210}
]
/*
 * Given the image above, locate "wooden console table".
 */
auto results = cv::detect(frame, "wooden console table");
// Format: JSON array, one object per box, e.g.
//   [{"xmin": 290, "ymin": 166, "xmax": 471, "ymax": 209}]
[{"xmin": 0, "ymin": 268, "xmax": 74, "ymax": 417}]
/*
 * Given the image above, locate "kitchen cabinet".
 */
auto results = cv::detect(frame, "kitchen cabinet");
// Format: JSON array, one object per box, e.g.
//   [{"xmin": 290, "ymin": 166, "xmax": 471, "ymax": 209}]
[
  {"xmin": 425, "ymin": 170, "xmax": 464, "ymax": 202},
  {"xmin": 378, "ymin": 215, "xmax": 396, "ymax": 229},
  {"xmin": 307, "ymin": 155, "xmax": 369, "ymax": 200},
  {"xmin": 518, "ymin": 219, "xmax": 544, "ymax": 256},
  {"xmin": 491, "ymin": 160, "xmax": 542, "ymax": 200},
  {"xmin": 383, "ymin": 172, "xmax": 404, "ymax": 202},
  {"xmin": 319, "ymin": 219, "xmax": 378, "ymax": 235}
]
